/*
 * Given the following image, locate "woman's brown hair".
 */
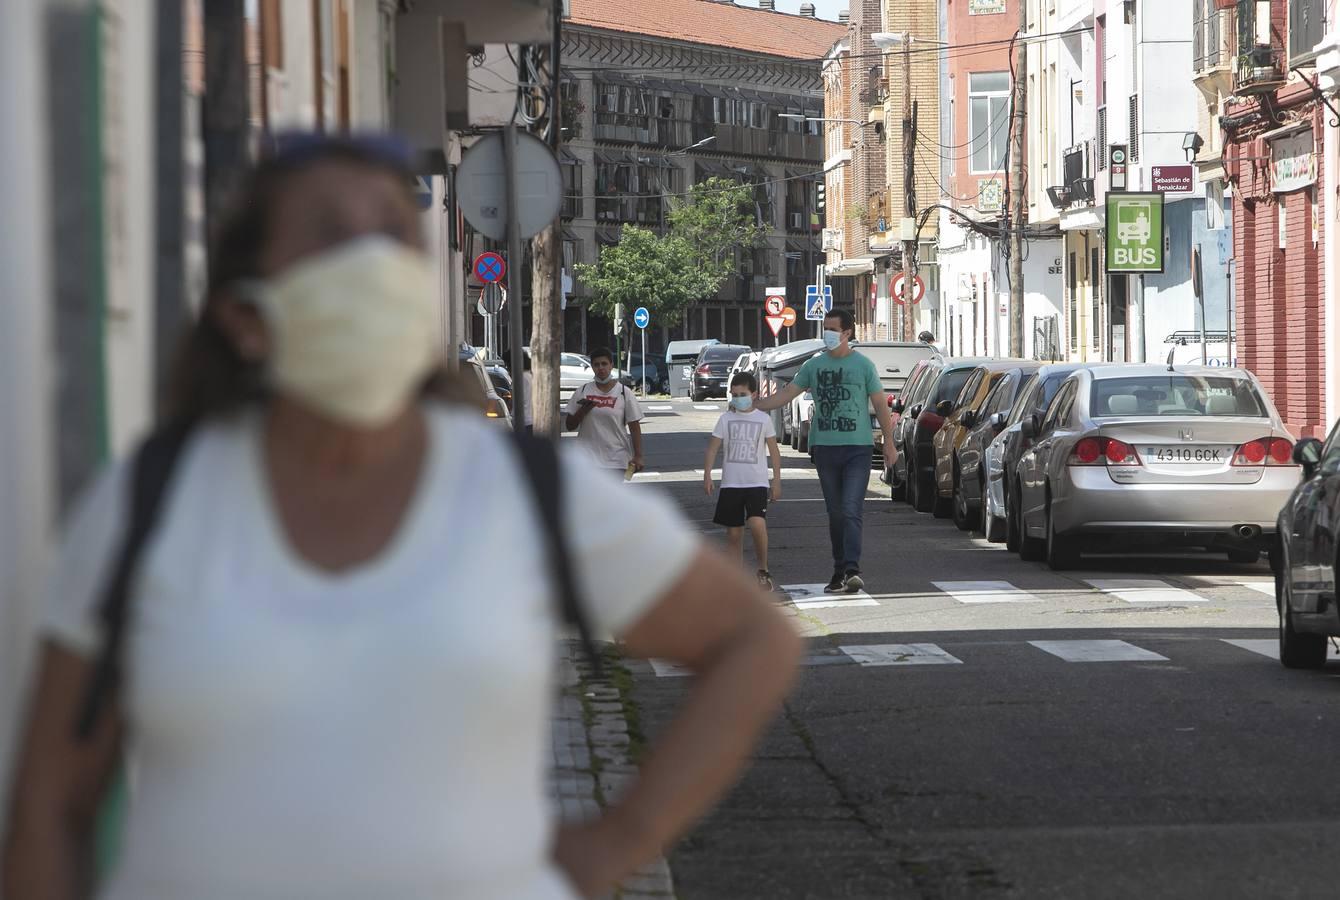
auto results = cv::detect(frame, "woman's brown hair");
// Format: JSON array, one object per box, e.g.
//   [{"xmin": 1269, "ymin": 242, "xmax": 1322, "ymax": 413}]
[{"xmin": 162, "ymin": 138, "xmax": 485, "ymax": 421}]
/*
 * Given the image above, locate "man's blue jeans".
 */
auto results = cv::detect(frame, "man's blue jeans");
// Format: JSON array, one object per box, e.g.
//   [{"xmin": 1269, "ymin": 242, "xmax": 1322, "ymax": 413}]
[{"xmin": 812, "ymin": 444, "xmax": 873, "ymax": 572}]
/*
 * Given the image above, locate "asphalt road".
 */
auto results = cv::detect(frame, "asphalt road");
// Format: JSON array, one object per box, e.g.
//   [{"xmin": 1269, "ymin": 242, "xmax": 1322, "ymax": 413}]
[{"xmin": 619, "ymin": 398, "xmax": 1340, "ymax": 900}]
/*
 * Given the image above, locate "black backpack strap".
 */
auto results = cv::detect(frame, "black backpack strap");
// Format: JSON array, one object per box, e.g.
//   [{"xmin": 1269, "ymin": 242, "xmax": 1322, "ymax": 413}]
[
  {"xmin": 510, "ymin": 432, "xmax": 603, "ymax": 677},
  {"xmin": 75, "ymin": 420, "xmax": 195, "ymax": 740}
]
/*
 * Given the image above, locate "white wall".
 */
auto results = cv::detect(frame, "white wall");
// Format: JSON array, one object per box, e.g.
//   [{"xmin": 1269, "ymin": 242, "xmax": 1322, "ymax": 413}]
[
  {"xmin": 103, "ymin": 0, "xmax": 158, "ymax": 455},
  {"xmin": 0, "ymin": 0, "xmax": 54, "ymax": 824},
  {"xmin": 273, "ymin": 0, "xmax": 320, "ymax": 128}
]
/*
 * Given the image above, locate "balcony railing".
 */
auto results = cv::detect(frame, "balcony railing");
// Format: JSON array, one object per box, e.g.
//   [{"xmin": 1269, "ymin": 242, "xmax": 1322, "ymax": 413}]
[{"xmin": 1234, "ymin": 46, "xmax": 1287, "ymax": 94}]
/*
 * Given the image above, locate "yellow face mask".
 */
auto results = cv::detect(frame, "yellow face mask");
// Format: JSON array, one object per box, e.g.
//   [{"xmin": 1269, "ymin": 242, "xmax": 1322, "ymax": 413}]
[{"xmin": 253, "ymin": 235, "xmax": 437, "ymax": 428}]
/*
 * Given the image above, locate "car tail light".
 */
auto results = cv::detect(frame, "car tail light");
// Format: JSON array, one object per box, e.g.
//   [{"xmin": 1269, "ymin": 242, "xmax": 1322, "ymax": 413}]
[
  {"xmin": 1234, "ymin": 437, "xmax": 1295, "ymax": 466},
  {"xmin": 696, "ymin": 364, "xmax": 711, "ymax": 374},
  {"xmin": 1068, "ymin": 436, "xmax": 1141, "ymax": 466}
]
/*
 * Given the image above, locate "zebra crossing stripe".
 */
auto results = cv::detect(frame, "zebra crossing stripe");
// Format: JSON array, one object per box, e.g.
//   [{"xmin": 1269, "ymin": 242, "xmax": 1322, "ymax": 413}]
[
  {"xmin": 839, "ymin": 643, "xmax": 963, "ymax": 666},
  {"xmin": 646, "ymin": 404, "xmax": 675, "ymax": 411},
  {"xmin": 1085, "ymin": 579, "xmax": 1207, "ymax": 604},
  {"xmin": 1029, "ymin": 640, "xmax": 1169, "ymax": 663},
  {"xmin": 1237, "ymin": 581, "xmax": 1275, "ymax": 597},
  {"xmin": 648, "ymin": 659, "xmax": 694, "ymax": 677},
  {"xmin": 784, "ymin": 584, "xmax": 879, "ymax": 610},
  {"xmin": 934, "ymin": 580, "xmax": 1042, "ymax": 604},
  {"xmin": 693, "ymin": 404, "xmax": 719, "ymax": 411},
  {"xmin": 1221, "ymin": 638, "xmax": 1278, "ymax": 659}
]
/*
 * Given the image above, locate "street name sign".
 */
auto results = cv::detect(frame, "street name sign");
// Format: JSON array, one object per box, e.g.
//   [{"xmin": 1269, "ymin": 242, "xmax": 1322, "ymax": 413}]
[
  {"xmin": 1105, "ymin": 192, "xmax": 1165, "ymax": 273},
  {"xmin": 1150, "ymin": 165, "xmax": 1194, "ymax": 194}
]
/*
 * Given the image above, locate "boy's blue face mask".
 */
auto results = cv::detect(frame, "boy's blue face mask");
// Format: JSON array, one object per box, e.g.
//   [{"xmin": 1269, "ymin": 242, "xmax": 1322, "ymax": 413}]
[
  {"xmin": 823, "ymin": 330, "xmax": 842, "ymax": 350},
  {"xmin": 729, "ymin": 395, "xmax": 753, "ymax": 411}
]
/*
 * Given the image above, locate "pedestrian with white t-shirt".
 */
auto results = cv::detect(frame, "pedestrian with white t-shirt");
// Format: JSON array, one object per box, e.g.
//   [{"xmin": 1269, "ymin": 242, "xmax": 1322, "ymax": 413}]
[
  {"xmin": 704, "ymin": 373, "xmax": 782, "ymax": 591},
  {"xmin": 1, "ymin": 136, "xmax": 801, "ymax": 900},
  {"xmin": 564, "ymin": 347, "xmax": 644, "ymax": 477}
]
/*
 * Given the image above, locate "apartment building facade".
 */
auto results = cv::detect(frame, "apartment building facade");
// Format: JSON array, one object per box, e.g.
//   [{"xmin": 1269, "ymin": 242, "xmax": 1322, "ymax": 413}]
[
  {"xmin": 560, "ymin": 0, "xmax": 843, "ymax": 352},
  {"xmin": 1221, "ymin": 0, "xmax": 1331, "ymax": 437}
]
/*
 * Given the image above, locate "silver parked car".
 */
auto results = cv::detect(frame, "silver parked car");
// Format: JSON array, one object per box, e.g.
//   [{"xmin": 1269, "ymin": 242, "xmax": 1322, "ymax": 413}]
[{"xmin": 1014, "ymin": 365, "xmax": 1299, "ymax": 570}]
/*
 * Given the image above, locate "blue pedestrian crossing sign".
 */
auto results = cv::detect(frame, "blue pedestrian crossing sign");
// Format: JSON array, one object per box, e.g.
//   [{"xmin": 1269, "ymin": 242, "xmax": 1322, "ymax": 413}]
[
  {"xmin": 634, "ymin": 306, "xmax": 650, "ymax": 329},
  {"xmin": 804, "ymin": 284, "xmax": 833, "ymax": 321}
]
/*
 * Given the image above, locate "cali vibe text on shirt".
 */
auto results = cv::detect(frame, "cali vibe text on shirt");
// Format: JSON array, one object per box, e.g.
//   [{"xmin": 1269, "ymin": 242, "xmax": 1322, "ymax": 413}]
[
  {"xmin": 815, "ymin": 369, "xmax": 857, "ymax": 433},
  {"xmin": 726, "ymin": 420, "xmax": 765, "ymax": 464}
]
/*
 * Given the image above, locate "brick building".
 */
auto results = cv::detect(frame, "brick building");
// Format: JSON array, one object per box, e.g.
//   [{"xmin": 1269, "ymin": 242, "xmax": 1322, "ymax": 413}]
[{"xmin": 1222, "ymin": 0, "xmax": 1329, "ymax": 437}]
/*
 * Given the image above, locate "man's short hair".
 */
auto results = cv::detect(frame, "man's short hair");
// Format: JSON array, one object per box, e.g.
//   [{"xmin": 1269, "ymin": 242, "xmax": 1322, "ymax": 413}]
[
  {"xmin": 588, "ymin": 347, "xmax": 614, "ymax": 364},
  {"xmin": 730, "ymin": 372, "xmax": 758, "ymax": 393},
  {"xmin": 824, "ymin": 308, "xmax": 855, "ymax": 334}
]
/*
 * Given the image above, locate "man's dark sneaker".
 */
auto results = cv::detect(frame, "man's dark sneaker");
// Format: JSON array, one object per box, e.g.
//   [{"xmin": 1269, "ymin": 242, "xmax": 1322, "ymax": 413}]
[
  {"xmin": 843, "ymin": 570, "xmax": 865, "ymax": 593},
  {"xmin": 824, "ymin": 571, "xmax": 846, "ymax": 593}
]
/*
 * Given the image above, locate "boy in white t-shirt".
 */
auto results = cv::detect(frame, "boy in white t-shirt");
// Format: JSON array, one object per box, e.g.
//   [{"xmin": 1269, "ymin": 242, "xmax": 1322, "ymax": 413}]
[{"xmin": 704, "ymin": 372, "xmax": 782, "ymax": 590}]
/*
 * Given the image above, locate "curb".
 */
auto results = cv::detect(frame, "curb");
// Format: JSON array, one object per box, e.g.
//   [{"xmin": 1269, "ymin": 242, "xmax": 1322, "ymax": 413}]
[{"xmin": 552, "ymin": 640, "xmax": 677, "ymax": 899}]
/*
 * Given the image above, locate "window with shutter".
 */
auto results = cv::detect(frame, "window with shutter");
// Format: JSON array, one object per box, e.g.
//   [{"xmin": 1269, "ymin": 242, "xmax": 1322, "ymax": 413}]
[
  {"xmin": 1208, "ymin": 4, "xmax": 1221, "ymax": 67},
  {"xmin": 1194, "ymin": 0, "xmax": 1207, "ymax": 71},
  {"xmin": 1289, "ymin": 0, "xmax": 1325, "ymax": 61},
  {"xmin": 1128, "ymin": 95, "xmax": 1139, "ymax": 162},
  {"xmin": 1097, "ymin": 106, "xmax": 1107, "ymax": 169}
]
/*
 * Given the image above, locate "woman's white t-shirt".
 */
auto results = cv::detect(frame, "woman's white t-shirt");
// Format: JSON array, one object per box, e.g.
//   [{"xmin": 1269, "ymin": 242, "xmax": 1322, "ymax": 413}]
[{"xmin": 43, "ymin": 406, "xmax": 698, "ymax": 900}]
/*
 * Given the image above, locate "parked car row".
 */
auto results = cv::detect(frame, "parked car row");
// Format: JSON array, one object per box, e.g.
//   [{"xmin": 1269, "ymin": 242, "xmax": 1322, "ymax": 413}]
[{"xmin": 889, "ymin": 358, "xmax": 1300, "ymax": 570}]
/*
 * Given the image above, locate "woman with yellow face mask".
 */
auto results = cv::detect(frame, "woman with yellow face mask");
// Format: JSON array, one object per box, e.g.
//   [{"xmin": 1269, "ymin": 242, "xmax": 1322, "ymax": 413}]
[{"xmin": 2, "ymin": 136, "xmax": 800, "ymax": 900}]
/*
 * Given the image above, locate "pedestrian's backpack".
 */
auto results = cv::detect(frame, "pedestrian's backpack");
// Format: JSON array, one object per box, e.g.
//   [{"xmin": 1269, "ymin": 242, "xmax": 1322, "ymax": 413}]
[{"xmin": 74, "ymin": 419, "xmax": 602, "ymax": 740}]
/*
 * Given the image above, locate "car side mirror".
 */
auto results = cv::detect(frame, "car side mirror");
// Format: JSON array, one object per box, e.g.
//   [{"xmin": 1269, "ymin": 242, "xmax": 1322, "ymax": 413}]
[
  {"xmin": 935, "ymin": 399, "xmax": 954, "ymax": 417},
  {"xmin": 989, "ymin": 412, "xmax": 1007, "ymax": 434},
  {"xmin": 909, "ymin": 404, "xmax": 923, "ymax": 418},
  {"xmin": 891, "ymin": 399, "xmax": 905, "ymax": 414},
  {"xmin": 1020, "ymin": 414, "xmax": 1039, "ymax": 439},
  {"xmin": 1294, "ymin": 437, "xmax": 1323, "ymax": 476},
  {"xmin": 961, "ymin": 410, "xmax": 977, "ymax": 429}
]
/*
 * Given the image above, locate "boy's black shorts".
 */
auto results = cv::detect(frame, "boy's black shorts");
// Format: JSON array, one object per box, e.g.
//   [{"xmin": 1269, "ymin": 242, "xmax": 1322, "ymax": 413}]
[{"xmin": 713, "ymin": 486, "xmax": 769, "ymax": 527}]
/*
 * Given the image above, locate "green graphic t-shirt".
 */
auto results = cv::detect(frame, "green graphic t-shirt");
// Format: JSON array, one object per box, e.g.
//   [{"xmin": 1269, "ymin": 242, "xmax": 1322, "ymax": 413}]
[{"xmin": 792, "ymin": 351, "xmax": 882, "ymax": 447}]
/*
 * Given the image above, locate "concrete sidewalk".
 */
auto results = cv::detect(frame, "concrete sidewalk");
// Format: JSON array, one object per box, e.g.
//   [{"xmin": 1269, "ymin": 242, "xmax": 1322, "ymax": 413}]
[{"xmin": 551, "ymin": 641, "xmax": 675, "ymax": 900}]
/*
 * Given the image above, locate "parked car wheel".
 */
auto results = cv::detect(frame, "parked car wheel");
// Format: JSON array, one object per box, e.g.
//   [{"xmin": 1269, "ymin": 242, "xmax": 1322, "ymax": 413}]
[
  {"xmin": 890, "ymin": 462, "xmax": 907, "ymax": 502},
  {"xmin": 1018, "ymin": 481, "xmax": 1046, "ymax": 562},
  {"xmin": 1045, "ymin": 498, "xmax": 1080, "ymax": 571},
  {"xmin": 932, "ymin": 485, "xmax": 953, "ymax": 519},
  {"xmin": 1005, "ymin": 484, "xmax": 1022, "ymax": 553},
  {"xmin": 1227, "ymin": 549, "xmax": 1261, "ymax": 565},
  {"xmin": 1278, "ymin": 564, "xmax": 1327, "ymax": 669},
  {"xmin": 797, "ymin": 421, "xmax": 810, "ymax": 455},
  {"xmin": 951, "ymin": 465, "xmax": 977, "ymax": 532},
  {"xmin": 912, "ymin": 458, "xmax": 935, "ymax": 514}
]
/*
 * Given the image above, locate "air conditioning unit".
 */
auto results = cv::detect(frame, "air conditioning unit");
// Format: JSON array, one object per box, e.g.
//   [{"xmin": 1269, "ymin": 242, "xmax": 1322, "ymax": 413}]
[
  {"xmin": 821, "ymin": 228, "xmax": 843, "ymax": 251},
  {"xmin": 788, "ymin": 212, "xmax": 804, "ymax": 230}
]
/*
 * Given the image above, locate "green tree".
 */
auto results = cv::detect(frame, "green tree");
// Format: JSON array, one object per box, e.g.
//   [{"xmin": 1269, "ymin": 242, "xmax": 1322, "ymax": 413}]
[{"xmin": 575, "ymin": 177, "xmax": 768, "ymax": 328}]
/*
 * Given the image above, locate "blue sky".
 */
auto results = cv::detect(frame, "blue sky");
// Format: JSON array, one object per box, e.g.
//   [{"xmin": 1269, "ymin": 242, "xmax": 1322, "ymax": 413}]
[{"xmin": 771, "ymin": 0, "xmax": 849, "ymax": 21}]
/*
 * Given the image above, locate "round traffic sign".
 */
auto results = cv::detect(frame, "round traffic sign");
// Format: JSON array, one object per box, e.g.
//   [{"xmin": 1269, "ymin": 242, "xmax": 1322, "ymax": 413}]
[
  {"xmin": 479, "ymin": 282, "xmax": 505, "ymax": 315},
  {"xmin": 456, "ymin": 132, "xmax": 562, "ymax": 240},
  {"xmin": 1111, "ymin": 148, "xmax": 1127, "ymax": 165},
  {"xmin": 765, "ymin": 294, "xmax": 785, "ymax": 316},
  {"xmin": 634, "ymin": 306, "xmax": 650, "ymax": 329},
  {"xmin": 781, "ymin": 306, "xmax": 798, "ymax": 328},
  {"xmin": 892, "ymin": 273, "xmax": 926, "ymax": 305},
  {"xmin": 474, "ymin": 251, "xmax": 506, "ymax": 283}
]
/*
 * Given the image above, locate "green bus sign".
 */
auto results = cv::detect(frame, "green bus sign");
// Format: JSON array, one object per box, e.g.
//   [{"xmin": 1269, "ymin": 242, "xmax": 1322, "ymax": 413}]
[{"xmin": 1105, "ymin": 192, "xmax": 1164, "ymax": 273}]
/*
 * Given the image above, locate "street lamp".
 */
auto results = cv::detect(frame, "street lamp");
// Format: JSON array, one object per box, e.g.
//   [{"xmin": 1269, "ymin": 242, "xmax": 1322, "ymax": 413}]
[
  {"xmin": 779, "ymin": 114, "xmax": 883, "ymax": 136},
  {"xmin": 668, "ymin": 135, "xmax": 716, "ymax": 156}
]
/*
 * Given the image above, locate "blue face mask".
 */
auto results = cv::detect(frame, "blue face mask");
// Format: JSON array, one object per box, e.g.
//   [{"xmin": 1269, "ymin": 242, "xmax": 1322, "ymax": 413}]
[
  {"xmin": 729, "ymin": 395, "xmax": 753, "ymax": 412},
  {"xmin": 823, "ymin": 330, "xmax": 842, "ymax": 350}
]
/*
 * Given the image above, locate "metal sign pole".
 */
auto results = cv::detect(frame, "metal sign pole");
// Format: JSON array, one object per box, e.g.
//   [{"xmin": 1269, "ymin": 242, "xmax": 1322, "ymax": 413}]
[
  {"xmin": 640, "ymin": 326, "xmax": 647, "ymax": 396},
  {"xmin": 504, "ymin": 125, "xmax": 526, "ymax": 433}
]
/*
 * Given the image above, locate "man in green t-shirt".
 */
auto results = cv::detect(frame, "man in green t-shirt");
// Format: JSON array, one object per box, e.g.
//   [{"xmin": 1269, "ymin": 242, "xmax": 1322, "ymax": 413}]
[{"xmin": 756, "ymin": 309, "xmax": 895, "ymax": 593}]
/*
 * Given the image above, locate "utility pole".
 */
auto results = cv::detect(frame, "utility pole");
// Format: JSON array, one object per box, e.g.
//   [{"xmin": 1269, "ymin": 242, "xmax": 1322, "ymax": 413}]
[
  {"xmin": 529, "ymin": 7, "xmax": 563, "ymax": 436},
  {"xmin": 1008, "ymin": 2, "xmax": 1027, "ymax": 358},
  {"xmin": 900, "ymin": 33, "xmax": 915, "ymax": 341},
  {"xmin": 202, "ymin": 0, "xmax": 250, "ymax": 235}
]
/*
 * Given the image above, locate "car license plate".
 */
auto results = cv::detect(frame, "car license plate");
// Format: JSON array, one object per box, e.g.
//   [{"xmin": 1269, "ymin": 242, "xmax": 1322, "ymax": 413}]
[{"xmin": 1144, "ymin": 445, "xmax": 1229, "ymax": 464}]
